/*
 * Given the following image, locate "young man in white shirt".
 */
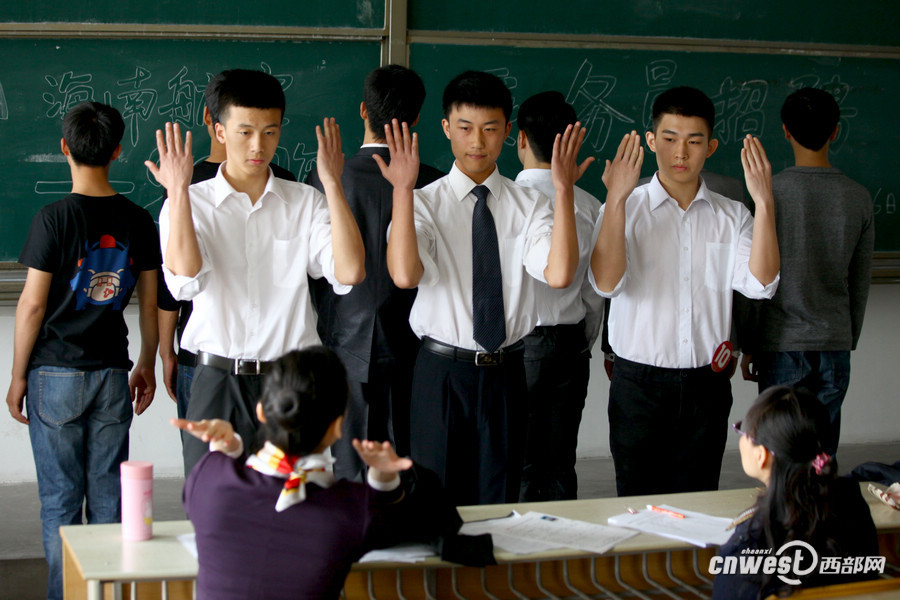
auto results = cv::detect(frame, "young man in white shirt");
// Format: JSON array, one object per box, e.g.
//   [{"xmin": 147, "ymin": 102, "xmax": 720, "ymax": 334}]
[
  {"xmin": 513, "ymin": 91, "xmax": 604, "ymax": 501},
  {"xmin": 593, "ymin": 86, "xmax": 780, "ymax": 496},
  {"xmin": 377, "ymin": 70, "xmax": 590, "ymax": 505},
  {"xmin": 147, "ymin": 69, "xmax": 365, "ymax": 474}
]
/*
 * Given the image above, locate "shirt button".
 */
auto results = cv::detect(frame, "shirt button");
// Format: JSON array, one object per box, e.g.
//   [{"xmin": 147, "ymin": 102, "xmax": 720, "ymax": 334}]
[
  {"xmin": 682, "ymin": 339, "xmax": 688, "ymax": 344},
  {"xmin": 683, "ymin": 246, "xmax": 689, "ymax": 251},
  {"xmin": 683, "ymin": 276, "xmax": 689, "ymax": 281}
]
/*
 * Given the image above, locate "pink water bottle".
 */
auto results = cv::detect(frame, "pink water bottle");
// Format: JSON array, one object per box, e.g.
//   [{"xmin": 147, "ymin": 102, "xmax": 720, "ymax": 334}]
[{"xmin": 121, "ymin": 461, "xmax": 153, "ymax": 541}]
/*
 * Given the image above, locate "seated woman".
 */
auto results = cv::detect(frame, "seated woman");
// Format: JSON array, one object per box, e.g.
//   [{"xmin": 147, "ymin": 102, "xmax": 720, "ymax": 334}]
[
  {"xmin": 174, "ymin": 346, "xmax": 447, "ymax": 600},
  {"xmin": 712, "ymin": 386, "xmax": 878, "ymax": 600}
]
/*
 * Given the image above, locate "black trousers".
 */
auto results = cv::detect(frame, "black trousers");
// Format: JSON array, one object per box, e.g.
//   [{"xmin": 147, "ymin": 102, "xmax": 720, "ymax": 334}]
[
  {"xmin": 183, "ymin": 364, "xmax": 263, "ymax": 477},
  {"xmin": 410, "ymin": 344, "xmax": 526, "ymax": 506},
  {"xmin": 331, "ymin": 355, "xmax": 415, "ymax": 482},
  {"xmin": 609, "ymin": 356, "xmax": 733, "ymax": 496},
  {"xmin": 520, "ymin": 322, "xmax": 590, "ymax": 501}
]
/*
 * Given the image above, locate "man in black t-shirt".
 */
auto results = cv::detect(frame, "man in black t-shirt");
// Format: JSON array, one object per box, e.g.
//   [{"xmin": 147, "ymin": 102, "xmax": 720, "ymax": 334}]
[{"xmin": 5, "ymin": 102, "xmax": 160, "ymax": 600}]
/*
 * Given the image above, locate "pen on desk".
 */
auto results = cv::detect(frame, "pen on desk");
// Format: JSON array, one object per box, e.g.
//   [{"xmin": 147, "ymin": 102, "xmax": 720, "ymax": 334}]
[{"xmin": 647, "ymin": 505, "xmax": 686, "ymax": 519}]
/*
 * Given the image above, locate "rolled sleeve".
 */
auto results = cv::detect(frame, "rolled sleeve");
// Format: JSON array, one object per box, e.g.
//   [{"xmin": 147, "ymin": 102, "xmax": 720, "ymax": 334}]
[
  {"xmin": 731, "ymin": 211, "xmax": 779, "ymax": 300},
  {"xmin": 413, "ymin": 212, "xmax": 439, "ymax": 288},
  {"xmin": 585, "ymin": 212, "xmax": 625, "ymax": 298},
  {"xmin": 158, "ymin": 201, "xmax": 210, "ymax": 301},
  {"xmin": 307, "ymin": 195, "xmax": 352, "ymax": 296},
  {"xmin": 523, "ymin": 194, "xmax": 554, "ymax": 283}
]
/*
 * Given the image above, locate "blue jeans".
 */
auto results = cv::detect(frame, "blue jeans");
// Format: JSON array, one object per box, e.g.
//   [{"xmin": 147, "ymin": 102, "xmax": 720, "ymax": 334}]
[
  {"xmin": 756, "ymin": 351, "xmax": 851, "ymax": 456},
  {"xmin": 176, "ymin": 363, "xmax": 194, "ymax": 420},
  {"xmin": 27, "ymin": 366, "xmax": 133, "ymax": 600}
]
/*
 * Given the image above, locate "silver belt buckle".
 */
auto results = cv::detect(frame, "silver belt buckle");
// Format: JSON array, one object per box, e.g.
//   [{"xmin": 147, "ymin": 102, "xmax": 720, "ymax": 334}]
[
  {"xmin": 475, "ymin": 351, "xmax": 501, "ymax": 367},
  {"xmin": 234, "ymin": 359, "xmax": 261, "ymax": 375}
]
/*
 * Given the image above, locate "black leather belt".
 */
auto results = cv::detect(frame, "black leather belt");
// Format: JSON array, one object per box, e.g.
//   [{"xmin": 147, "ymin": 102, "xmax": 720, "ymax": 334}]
[
  {"xmin": 197, "ymin": 351, "xmax": 274, "ymax": 375},
  {"xmin": 177, "ymin": 348, "xmax": 197, "ymax": 368},
  {"xmin": 422, "ymin": 337, "xmax": 524, "ymax": 366}
]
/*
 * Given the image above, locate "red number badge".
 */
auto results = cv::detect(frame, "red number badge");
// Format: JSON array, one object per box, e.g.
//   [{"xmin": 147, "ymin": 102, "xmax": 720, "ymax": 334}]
[{"xmin": 711, "ymin": 341, "xmax": 734, "ymax": 373}]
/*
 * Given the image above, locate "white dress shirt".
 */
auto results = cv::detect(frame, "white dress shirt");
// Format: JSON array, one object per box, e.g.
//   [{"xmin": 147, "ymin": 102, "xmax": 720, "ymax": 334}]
[
  {"xmin": 514, "ymin": 169, "xmax": 604, "ymax": 346},
  {"xmin": 592, "ymin": 173, "xmax": 779, "ymax": 369},
  {"xmin": 402, "ymin": 163, "xmax": 554, "ymax": 351},
  {"xmin": 159, "ymin": 164, "xmax": 350, "ymax": 361}
]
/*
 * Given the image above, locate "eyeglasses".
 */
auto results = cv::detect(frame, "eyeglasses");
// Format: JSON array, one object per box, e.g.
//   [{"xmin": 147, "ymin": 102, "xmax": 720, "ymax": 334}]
[{"xmin": 732, "ymin": 420, "xmax": 775, "ymax": 456}]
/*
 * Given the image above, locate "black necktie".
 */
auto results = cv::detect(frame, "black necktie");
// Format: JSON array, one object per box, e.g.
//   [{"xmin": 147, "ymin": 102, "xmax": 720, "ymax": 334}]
[{"xmin": 471, "ymin": 185, "xmax": 506, "ymax": 353}]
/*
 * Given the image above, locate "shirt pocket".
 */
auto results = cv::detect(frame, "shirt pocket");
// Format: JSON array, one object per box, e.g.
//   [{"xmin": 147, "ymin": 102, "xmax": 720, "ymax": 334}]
[
  {"xmin": 704, "ymin": 242, "xmax": 733, "ymax": 292},
  {"xmin": 272, "ymin": 235, "xmax": 308, "ymax": 289}
]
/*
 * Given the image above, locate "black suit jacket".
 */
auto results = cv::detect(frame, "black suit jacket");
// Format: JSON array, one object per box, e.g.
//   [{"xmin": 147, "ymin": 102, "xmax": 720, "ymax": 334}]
[{"xmin": 306, "ymin": 147, "xmax": 444, "ymax": 381}]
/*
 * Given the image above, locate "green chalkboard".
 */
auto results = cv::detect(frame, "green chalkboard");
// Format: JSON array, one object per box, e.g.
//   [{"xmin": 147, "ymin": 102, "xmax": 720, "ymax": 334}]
[
  {"xmin": 0, "ymin": 1, "xmax": 384, "ymax": 28},
  {"xmin": 0, "ymin": 38, "xmax": 380, "ymax": 261},
  {"xmin": 410, "ymin": 44, "xmax": 900, "ymax": 252},
  {"xmin": 409, "ymin": 0, "xmax": 898, "ymax": 47}
]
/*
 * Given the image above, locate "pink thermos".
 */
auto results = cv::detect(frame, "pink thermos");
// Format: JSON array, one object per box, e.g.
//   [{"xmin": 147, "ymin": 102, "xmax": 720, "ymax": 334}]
[{"xmin": 121, "ymin": 461, "xmax": 153, "ymax": 541}]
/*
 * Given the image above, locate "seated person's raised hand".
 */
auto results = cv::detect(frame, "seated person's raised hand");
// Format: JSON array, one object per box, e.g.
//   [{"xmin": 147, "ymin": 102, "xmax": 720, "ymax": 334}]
[
  {"xmin": 171, "ymin": 417, "xmax": 241, "ymax": 455},
  {"xmin": 352, "ymin": 439, "xmax": 413, "ymax": 483}
]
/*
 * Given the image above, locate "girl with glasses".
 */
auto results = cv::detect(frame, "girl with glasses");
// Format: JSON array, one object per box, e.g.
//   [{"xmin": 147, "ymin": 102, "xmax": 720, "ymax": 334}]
[{"xmin": 712, "ymin": 385, "xmax": 878, "ymax": 599}]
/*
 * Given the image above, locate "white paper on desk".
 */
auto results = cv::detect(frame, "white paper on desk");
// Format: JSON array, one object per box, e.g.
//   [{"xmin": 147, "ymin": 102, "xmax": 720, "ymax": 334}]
[
  {"xmin": 177, "ymin": 533, "xmax": 198, "ymax": 558},
  {"xmin": 501, "ymin": 511, "xmax": 638, "ymax": 555},
  {"xmin": 459, "ymin": 512, "xmax": 564, "ymax": 555},
  {"xmin": 358, "ymin": 543, "xmax": 436, "ymax": 564},
  {"xmin": 607, "ymin": 505, "xmax": 733, "ymax": 548}
]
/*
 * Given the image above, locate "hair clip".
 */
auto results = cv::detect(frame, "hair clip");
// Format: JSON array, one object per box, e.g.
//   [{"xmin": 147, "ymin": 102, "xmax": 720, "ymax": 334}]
[{"xmin": 812, "ymin": 452, "xmax": 831, "ymax": 475}]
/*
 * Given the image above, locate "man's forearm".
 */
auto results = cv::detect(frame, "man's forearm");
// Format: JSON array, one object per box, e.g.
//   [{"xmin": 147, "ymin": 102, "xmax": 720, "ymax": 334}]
[
  {"xmin": 137, "ymin": 270, "xmax": 159, "ymax": 366},
  {"xmin": 544, "ymin": 190, "xmax": 577, "ymax": 288},
  {"xmin": 387, "ymin": 187, "xmax": 423, "ymax": 289},
  {"xmin": 591, "ymin": 202, "xmax": 627, "ymax": 294},
  {"xmin": 323, "ymin": 180, "xmax": 366, "ymax": 286},
  {"xmin": 163, "ymin": 189, "xmax": 202, "ymax": 278},
  {"xmin": 747, "ymin": 203, "xmax": 779, "ymax": 286}
]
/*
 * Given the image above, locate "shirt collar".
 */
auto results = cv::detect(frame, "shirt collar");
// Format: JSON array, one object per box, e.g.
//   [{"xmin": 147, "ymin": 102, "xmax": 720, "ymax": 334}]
[
  {"xmin": 514, "ymin": 168, "xmax": 552, "ymax": 186},
  {"xmin": 212, "ymin": 162, "xmax": 283, "ymax": 208},
  {"xmin": 448, "ymin": 162, "xmax": 504, "ymax": 203},
  {"xmin": 360, "ymin": 143, "xmax": 389, "ymax": 149},
  {"xmin": 647, "ymin": 172, "xmax": 718, "ymax": 214}
]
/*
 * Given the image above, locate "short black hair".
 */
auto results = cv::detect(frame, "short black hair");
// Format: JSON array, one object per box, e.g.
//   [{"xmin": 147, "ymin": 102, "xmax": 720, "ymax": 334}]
[
  {"xmin": 62, "ymin": 101, "xmax": 125, "ymax": 167},
  {"xmin": 781, "ymin": 87, "xmax": 840, "ymax": 152},
  {"xmin": 517, "ymin": 91, "xmax": 577, "ymax": 164},
  {"xmin": 442, "ymin": 70, "xmax": 512, "ymax": 123},
  {"xmin": 258, "ymin": 346, "xmax": 348, "ymax": 457},
  {"xmin": 364, "ymin": 65, "xmax": 427, "ymax": 141},
  {"xmin": 651, "ymin": 86, "xmax": 715, "ymax": 137},
  {"xmin": 205, "ymin": 69, "xmax": 286, "ymax": 125}
]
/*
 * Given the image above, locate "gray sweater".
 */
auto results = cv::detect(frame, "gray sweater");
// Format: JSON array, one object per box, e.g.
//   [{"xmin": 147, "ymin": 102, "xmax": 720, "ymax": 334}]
[{"xmin": 759, "ymin": 166, "xmax": 874, "ymax": 351}]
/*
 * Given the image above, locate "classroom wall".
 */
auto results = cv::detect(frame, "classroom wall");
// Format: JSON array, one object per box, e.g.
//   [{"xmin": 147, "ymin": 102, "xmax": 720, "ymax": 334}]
[{"xmin": 1, "ymin": 284, "xmax": 897, "ymax": 483}]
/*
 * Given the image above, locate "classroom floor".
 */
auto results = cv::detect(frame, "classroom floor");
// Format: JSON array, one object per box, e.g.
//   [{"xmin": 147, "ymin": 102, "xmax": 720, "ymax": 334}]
[{"xmin": 2, "ymin": 442, "xmax": 898, "ymax": 600}]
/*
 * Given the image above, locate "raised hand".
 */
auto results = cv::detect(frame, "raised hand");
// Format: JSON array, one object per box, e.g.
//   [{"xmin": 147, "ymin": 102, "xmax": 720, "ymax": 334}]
[
  {"xmin": 352, "ymin": 439, "xmax": 413, "ymax": 482},
  {"xmin": 144, "ymin": 122, "xmax": 193, "ymax": 193},
  {"xmin": 315, "ymin": 117, "xmax": 345, "ymax": 187},
  {"xmin": 602, "ymin": 131, "xmax": 643, "ymax": 206},
  {"xmin": 372, "ymin": 119, "xmax": 419, "ymax": 192},
  {"xmin": 741, "ymin": 134, "xmax": 773, "ymax": 208},
  {"xmin": 551, "ymin": 122, "xmax": 595, "ymax": 191},
  {"xmin": 171, "ymin": 418, "xmax": 241, "ymax": 454}
]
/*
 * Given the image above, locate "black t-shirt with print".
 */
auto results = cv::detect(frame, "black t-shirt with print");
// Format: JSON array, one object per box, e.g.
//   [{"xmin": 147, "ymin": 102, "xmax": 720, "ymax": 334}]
[{"xmin": 20, "ymin": 193, "xmax": 161, "ymax": 370}]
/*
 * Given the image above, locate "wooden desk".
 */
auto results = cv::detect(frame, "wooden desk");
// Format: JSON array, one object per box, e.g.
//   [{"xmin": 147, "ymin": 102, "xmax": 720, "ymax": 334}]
[{"xmin": 61, "ymin": 484, "xmax": 900, "ymax": 600}]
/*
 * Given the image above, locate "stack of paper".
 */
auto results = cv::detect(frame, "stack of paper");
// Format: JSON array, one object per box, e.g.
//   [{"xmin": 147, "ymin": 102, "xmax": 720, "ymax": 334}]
[
  {"xmin": 607, "ymin": 505, "xmax": 733, "ymax": 547},
  {"xmin": 358, "ymin": 543, "xmax": 436, "ymax": 564},
  {"xmin": 460, "ymin": 511, "xmax": 637, "ymax": 555}
]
